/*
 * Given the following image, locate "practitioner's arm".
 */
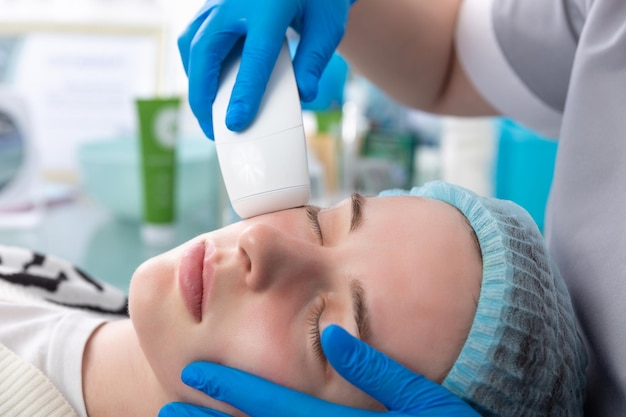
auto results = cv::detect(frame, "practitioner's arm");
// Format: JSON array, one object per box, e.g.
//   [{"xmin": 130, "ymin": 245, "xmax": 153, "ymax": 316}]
[
  {"xmin": 178, "ymin": 0, "xmax": 496, "ymax": 140},
  {"xmin": 339, "ymin": 0, "xmax": 497, "ymax": 116}
]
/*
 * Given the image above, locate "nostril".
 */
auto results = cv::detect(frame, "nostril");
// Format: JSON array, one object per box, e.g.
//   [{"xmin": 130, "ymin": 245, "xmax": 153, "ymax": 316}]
[
  {"xmin": 236, "ymin": 223, "xmax": 282, "ymax": 290},
  {"xmin": 239, "ymin": 246, "xmax": 251, "ymax": 273}
]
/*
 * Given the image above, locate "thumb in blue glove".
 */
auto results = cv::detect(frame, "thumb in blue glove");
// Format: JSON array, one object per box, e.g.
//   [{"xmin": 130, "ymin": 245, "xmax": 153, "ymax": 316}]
[
  {"xmin": 159, "ymin": 324, "xmax": 480, "ymax": 417},
  {"xmin": 178, "ymin": 0, "xmax": 353, "ymax": 140}
]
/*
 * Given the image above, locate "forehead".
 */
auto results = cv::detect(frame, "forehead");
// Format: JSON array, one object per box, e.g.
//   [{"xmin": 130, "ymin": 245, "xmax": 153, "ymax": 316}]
[
  {"xmin": 364, "ymin": 195, "xmax": 473, "ymax": 241},
  {"xmin": 356, "ymin": 195, "xmax": 481, "ymax": 381}
]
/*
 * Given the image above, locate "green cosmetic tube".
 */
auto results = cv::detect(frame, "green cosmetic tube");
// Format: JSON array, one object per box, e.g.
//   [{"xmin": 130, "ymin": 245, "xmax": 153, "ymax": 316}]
[{"xmin": 136, "ymin": 97, "xmax": 181, "ymax": 246}]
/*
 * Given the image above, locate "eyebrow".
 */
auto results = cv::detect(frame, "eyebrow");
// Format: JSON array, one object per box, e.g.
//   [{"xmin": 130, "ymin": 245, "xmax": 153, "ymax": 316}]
[
  {"xmin": 350, "ymin": 279, "xmax": 372, "ymax": 341},
  {"xmin": 305, "ymin": 193, "xmax": 366, "ymax": 244},
  {"xmin": 349, "ymin": 193, "xmax": 365, "ymax": 233}
]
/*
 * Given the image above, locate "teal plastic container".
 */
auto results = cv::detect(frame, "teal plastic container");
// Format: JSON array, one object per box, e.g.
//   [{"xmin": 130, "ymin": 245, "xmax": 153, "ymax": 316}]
[
  {"xmin": 77, "ymin": 137, "xmax": 220, "ymax": 223},
  {"xmin": 494, "ymin": 119, "xmax": 558, "ymax": 232}
]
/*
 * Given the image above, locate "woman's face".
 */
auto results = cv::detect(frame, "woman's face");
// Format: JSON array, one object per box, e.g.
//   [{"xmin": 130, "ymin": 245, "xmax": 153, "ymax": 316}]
[{"xmin": 129, "ymin": 194, "xmax": 481, "ymax": 414}]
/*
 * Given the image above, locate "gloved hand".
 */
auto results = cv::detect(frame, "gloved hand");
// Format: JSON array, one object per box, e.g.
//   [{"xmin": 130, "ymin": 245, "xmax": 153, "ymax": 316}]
[
  {"xmin": 159, "ymin": 325, "xmax": 480, "ymax": 417},
  {"xmin": 178, "ymin": 0, "xmax": 353, "ymax": 139}
]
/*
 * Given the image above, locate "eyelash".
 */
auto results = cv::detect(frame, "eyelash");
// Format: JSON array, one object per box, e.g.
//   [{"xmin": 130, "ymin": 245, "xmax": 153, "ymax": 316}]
[{"xmin": 307, "ymin": 296, "xmax": 327, "ymax": 362}]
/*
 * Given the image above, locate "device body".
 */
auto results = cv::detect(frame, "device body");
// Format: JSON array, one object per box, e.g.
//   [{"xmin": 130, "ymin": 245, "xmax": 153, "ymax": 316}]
[{"xmin": 213, "ymin": 40, "xmax": 310, "ymax": 219}]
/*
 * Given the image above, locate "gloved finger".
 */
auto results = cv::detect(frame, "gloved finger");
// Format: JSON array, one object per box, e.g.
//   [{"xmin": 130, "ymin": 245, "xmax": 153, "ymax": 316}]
[
  {"xmin": 322, "ymin": 325, "xmax": 459, "ymax": 413},
  {"xmin": 178, "ymin": 2, "xmax": 219, "ymax": 76},
  {"xmin": 159, "ymin": 402, "xmax": 232, "ymax": 417},
  {"xmin": 224, "ymin": 29, "xmax": 285, "ymax": 132},
  {"xmin": 181, "ymin": 362, "xmax": 382, "ymax": 417},
  {"xmin": 187, "ymin": 17, "xmax": 243, "ymax": 140},
  {"xmin": 292, "ymin": 5, "xmax": 348, "ymax": 102}
]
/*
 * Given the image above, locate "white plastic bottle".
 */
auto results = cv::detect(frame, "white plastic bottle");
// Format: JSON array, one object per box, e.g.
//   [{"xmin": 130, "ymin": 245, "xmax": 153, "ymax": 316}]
[{"xmin": 440, "ymin": 117, "xmax": 497, "ymax": 197}]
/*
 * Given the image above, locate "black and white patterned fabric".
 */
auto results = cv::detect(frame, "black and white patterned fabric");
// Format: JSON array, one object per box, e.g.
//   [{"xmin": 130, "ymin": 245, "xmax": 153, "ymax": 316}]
[{"xmin": 0, "ymin": 245, "xmax": 128, "ymax": 316}]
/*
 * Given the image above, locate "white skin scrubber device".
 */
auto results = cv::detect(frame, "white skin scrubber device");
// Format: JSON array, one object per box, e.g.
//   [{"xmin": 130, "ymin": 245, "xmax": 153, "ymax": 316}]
[{"xmin": 212, "ymin": 39, "xmax": 311, "ymax": 219}]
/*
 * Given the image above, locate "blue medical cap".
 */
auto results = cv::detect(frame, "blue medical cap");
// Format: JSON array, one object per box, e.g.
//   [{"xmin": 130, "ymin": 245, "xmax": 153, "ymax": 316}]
[{"xmin": 380, "ymin": 181, "xmax": 587, "ymax": 417}]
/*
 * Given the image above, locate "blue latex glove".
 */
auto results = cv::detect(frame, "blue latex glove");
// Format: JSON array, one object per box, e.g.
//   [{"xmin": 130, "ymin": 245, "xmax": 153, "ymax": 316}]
[
  {"xmin": 178, "ymin": 0, "xmax": 353, "ymax": 139},
  {"xmin": 159, "ymin": 325, "xmax": 480, "ymax": 417}
]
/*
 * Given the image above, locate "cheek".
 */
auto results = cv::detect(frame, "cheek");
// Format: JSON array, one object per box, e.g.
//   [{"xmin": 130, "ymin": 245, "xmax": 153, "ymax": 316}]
[{"xmin": 212, "ymin": 303, "xmax": 307, "ymax": 388}]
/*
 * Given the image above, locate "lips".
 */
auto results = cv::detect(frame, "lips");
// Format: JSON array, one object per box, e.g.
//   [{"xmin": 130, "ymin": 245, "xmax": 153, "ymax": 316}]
[{"xmin": 178, "ymin": 239, "xmax": 216, "ymax": 322}]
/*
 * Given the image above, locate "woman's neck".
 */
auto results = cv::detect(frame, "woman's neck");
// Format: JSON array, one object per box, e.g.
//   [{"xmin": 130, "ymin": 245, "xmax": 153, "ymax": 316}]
[{"xmin": 82, "ymin": 319, "xmax": 169, "ymax": 417}]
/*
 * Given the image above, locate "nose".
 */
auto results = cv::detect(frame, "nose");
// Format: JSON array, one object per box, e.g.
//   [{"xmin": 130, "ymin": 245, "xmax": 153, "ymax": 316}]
[{"xmin": 237, "ymin": 223, "xmax": 322, "ymax": 291}]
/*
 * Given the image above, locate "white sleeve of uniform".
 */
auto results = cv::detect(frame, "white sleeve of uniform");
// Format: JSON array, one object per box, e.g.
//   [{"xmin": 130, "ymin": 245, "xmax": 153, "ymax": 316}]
[{"xmin": 455, "ymin": 0, "xmax": 582, "ymax": 139}]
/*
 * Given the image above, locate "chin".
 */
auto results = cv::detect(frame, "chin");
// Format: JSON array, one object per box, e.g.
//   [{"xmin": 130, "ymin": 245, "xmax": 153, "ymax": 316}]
[
  {"xmin": 127, "ymin": 259, "xmax": 158, "ymax": 323},
  {"xmin": 128, "ymin": 258, "xmax": 181, "ymax": 383}
]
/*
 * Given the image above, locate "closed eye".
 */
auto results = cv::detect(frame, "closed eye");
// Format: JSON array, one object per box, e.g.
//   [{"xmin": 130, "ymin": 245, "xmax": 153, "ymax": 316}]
[
  {"xmin": 307, "ymin": 296, "xmax": 327, "ymax": 363},
  {"xmin": 305, "ymin": 205, "xmax": 324, "ymax": 245}
]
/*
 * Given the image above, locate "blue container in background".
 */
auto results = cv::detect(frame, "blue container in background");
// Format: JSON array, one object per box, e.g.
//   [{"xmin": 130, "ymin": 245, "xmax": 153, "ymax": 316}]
[
  {"xmin": 288, "ymin": 37, "xmax": 349, "ymax": 112},
  {"xmin": 494, "ymin": 118, "xmax": 558, "ymax": 232},
  {"xmin": 300, "ymin": 53, "xmax": 349, "ymax": 112}
]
